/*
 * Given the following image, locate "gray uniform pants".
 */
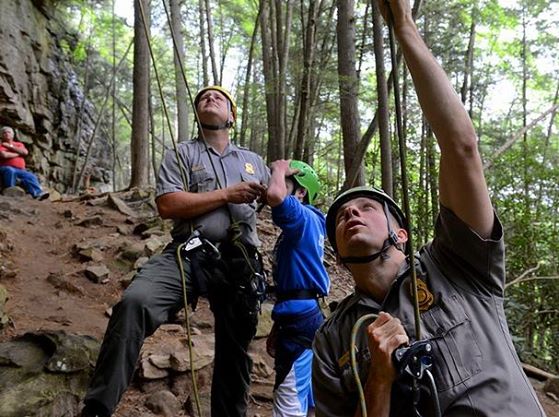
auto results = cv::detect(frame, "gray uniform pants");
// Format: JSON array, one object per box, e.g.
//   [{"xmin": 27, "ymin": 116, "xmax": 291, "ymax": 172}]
[{"xmin": 84, "ymin": 242, "xmax": 258, "ymax": 417}]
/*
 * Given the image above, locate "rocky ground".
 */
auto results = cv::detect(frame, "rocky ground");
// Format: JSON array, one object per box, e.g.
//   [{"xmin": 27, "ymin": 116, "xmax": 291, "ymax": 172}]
[{"xmin": 0, "ymin": 189, "xmax": 557, "ymax": 417}]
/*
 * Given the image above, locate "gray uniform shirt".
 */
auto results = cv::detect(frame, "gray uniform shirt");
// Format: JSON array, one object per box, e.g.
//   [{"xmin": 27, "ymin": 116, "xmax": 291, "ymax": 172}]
[
  {"xmin": 312, "ymin": 205, "xmax": 546, "ymax": 417},
  {"xmin": 156, "ymin": 139, "xmax": 270, "ymax": 247}
]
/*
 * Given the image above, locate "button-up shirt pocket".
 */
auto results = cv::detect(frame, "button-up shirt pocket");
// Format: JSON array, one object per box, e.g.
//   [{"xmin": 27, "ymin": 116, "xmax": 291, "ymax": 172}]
[
  {"xmin": 190, "ymin": 169, "xmax": 215, "ymax": 193},
  {"xmin": 416, "ymin": 293, "xmax": 482, "ymax": 392}
]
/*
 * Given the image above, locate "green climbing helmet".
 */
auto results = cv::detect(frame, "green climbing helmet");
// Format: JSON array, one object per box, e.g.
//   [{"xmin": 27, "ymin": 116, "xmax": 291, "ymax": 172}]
[
  {"xmin": 289, "ymin": 160, "xmax": 320, "ymax": 205},
  {"xmin": 326, "ymin": 186, "xmax": 406, "ymax": 253}
]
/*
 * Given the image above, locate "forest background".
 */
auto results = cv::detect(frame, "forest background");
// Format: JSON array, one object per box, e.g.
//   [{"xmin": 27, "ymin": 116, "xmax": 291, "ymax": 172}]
[{"xmin": 54, "ymin": 0, "xmax": 558, "ymax": 373}]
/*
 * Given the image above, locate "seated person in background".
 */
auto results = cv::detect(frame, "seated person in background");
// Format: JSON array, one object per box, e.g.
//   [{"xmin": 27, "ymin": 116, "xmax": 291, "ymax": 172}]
[{"xmin": 0, "ymin": 126, "xmax": 48, "ymax": 200}]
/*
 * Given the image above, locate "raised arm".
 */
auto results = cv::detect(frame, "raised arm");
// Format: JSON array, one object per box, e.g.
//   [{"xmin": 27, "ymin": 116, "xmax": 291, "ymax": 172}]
[
  {"xmin": 266, "ymin": 159, "xmax": 298, "ymax": 208},
  {"xmin": 378, "ymin": 0, "xmax": 494, "ymax": 238}
]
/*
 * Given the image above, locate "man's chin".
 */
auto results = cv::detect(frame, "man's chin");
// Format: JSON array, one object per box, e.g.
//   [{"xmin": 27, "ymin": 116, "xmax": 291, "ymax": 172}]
[{"xmin": 340, "ymin": 237, "xmax": 375, "ymax": 256}]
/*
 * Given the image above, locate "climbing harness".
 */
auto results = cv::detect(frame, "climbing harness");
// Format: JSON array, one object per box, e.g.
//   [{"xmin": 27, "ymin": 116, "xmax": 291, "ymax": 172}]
[{"xmin": 348, "ymin": 2, "xmax": 441, "ymax": 417}]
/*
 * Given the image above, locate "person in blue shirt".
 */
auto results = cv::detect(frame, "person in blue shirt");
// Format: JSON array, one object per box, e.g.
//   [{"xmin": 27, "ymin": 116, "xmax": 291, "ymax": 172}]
[{"xmin": 266, "ymin": 159, "xmax": 330, "ymax": 417}]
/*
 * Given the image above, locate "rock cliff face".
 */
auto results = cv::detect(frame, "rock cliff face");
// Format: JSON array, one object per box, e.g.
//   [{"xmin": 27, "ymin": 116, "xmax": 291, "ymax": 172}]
[{"xmin": 0, "ymin": 0, "xmax": 111, "ymax": 192}]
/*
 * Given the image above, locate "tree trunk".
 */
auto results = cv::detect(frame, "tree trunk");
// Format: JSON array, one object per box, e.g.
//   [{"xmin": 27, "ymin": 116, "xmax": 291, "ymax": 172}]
[
  {"xmin": 460, "ymin": 5, "xmax": 476, "ymax": 114},
  {"xmin": 170, "ymin": 0, "xmax": 189, "ymax": 141},
  {"xmin": 535, "ymin": 79, "xmax": 559, "ymax": 216},
  {"xmin": 427, "ymin": 127, "xmax": 438, "ymax": 230},
  {"xmin": 293, "ymin": 0, "xmax": 318, "ymax": 160},
  {"xmin": 129, "ymin": 0, "xmax": 151, "ymax": 189},
  {"xmin": 261, "ymin": 0, "xmax": 293, "ymax": 161},
  {"xmin": 277, "ymin": 0, "xmax": 293, "ymax": 159},
  {"xmin": 260, "ymin": 0, "xmax": 277, "ymax": 161},
  {"xmin": 294, "ymin": 0, "xmax": 337, "ymax": 162},
  {"xmin": 337, "ymin": 0, "xmax": 364, "ymax": 188},
  {"xmin": 356, "ymin": 0, "xmax": 370, "ymax": 79},
  {"xmin": 198, "ymin": 0, "xmax": 209, "ymax": 86},
  {"xmin": 149, "ymin": 86, "xmax": 156, "ymax": 182},
  {"xmin": 111, "ymin": 0, "xmax": 117, "ymax": 191},
  {"xmin": 204, "ymin": 0, "xmax": 219, "ymax": 85},
  {"xmin": 240, "ymin": 2, "xmax": 262, "ymax": 147},
  {"xmin": 372, "ymin": 1, "xmax": 392, "ymax": 195}
]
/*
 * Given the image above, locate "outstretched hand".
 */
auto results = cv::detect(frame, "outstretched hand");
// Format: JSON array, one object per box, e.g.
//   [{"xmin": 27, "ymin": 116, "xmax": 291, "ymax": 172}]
[
  {"xmin": 225, "ymin": 181, "xmax": 267, "ymax": 205},
  {"xmin": 376, "ymin": 0, "xmax": 413, "ymax": 27}
]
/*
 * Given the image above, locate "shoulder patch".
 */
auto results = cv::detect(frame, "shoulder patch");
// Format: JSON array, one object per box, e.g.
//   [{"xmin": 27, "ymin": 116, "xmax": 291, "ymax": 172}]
[{"xmin": 338, "ymin": 346, "xmax": 358, "ymax": 369}]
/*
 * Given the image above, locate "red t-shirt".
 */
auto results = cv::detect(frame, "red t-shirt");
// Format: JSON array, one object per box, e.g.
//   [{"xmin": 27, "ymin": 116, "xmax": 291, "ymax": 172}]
[{"xmin": 0, "ymin": 141, "xmax": 26, "ymax": 169}]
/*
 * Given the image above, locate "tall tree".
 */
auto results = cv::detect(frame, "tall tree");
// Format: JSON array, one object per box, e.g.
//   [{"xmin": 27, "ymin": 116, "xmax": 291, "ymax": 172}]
[
  {"xmin": 460, "ymin": 4, "xmax": 476, "ymax": 113},
  {"xmin": 198, "ymin": 0, "xmax": 209, "ymax": 86},
  {"xmin": 337, "ymin": 0, "xmax": 364, "ymax": 187},
  {"xmin": 372, "ymin": 0, "xmax": 392, "ymax": 194},
  {"xmin": 204, "ymin": 0, "xmax": 220, "ymax": 85},
  {"xmin": 239, "ymin": 2, "xmax": 262, "ymax": 148},
  {"xmin": 293, "ymin": 0, "xmax": 318, "ymax": 161},
  {"xmin": 170, "ymin": 0, "xmax": 189, "ymax": 141},
  {"xmin": 129, "ymin": 0, "xmax": 151, "ymax": 189}
]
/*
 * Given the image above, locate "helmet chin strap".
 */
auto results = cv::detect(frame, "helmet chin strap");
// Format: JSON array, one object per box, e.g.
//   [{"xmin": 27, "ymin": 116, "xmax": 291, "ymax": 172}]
[
  {"xmin": 200, "ymin": 121, "xmax": 233, "ymax": 130},
  {"xmin": 340, "ymin": 201, "xmax": 401, "ymax": 265},
  {"xmin": 199, "ymin": 103, "xmax": 233, "ymax": 131}
]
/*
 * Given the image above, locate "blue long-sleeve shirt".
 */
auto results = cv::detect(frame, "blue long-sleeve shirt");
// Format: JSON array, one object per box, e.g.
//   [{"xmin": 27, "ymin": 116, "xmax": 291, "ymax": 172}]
[{"xmin": 271, "ymin": 196, "xmax": 330, "ymax": 316}]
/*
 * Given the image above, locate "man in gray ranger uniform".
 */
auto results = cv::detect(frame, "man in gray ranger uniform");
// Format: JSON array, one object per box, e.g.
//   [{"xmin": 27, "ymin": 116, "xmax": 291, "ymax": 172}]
[
  {"xmin": 311, "ymin": 0, "xmax": 547, "ymax": 416},
  {"xmin": 81, "ymin": 86, "xmax": 269, "ymax": 417}
]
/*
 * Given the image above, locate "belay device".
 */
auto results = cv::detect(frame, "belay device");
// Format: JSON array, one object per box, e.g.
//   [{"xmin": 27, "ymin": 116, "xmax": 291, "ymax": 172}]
[{"xmin": 393, "ymin": 341, "xmax": 441, "ymax": 417}]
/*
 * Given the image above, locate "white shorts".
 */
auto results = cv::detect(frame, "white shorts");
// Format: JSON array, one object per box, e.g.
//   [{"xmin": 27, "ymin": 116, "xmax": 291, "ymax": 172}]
[{"xmin": 272, "ymin": 349, "xmax": 314, "ymax": 417}]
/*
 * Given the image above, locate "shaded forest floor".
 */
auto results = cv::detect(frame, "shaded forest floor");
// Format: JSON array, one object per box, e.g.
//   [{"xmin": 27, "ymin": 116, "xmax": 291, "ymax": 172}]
[{"xmin": 0, "ymin": 192, "xmax": 557, "ymax": 417}]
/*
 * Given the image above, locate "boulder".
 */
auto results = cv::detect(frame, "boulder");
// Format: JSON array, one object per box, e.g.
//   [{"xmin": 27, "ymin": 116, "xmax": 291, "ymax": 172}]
[
  {"xmin": 1, "ymin": 186, "xmax": 26, "ymax": 198},
  {"xmin": 84, "ymin": 264, "xmax": 110, "ymax": 283},
  {"xmin": 0, "ymin": 331, "xmax": 100, "ymax": 417},
  {"xmin": 46, "ymin": 273, "xmax": 84, "ymax": 296},
  {"xmin": 119, "ymin": 241, "xmax": 146, "ymax": 261},
  {"xmin": 78, "ymin": 247, "xmax": 104, "ymax": 262},
  {"xmin": 145, "ymin": 390, "xmax": 182, "ymax": 417},
  {"xmin": 75, "ymin": 215, "xmax": 103, "ymax": 227},
  {"xmin": 108, "ymin": 193, "xmax": 138, "ymax": 218}
]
